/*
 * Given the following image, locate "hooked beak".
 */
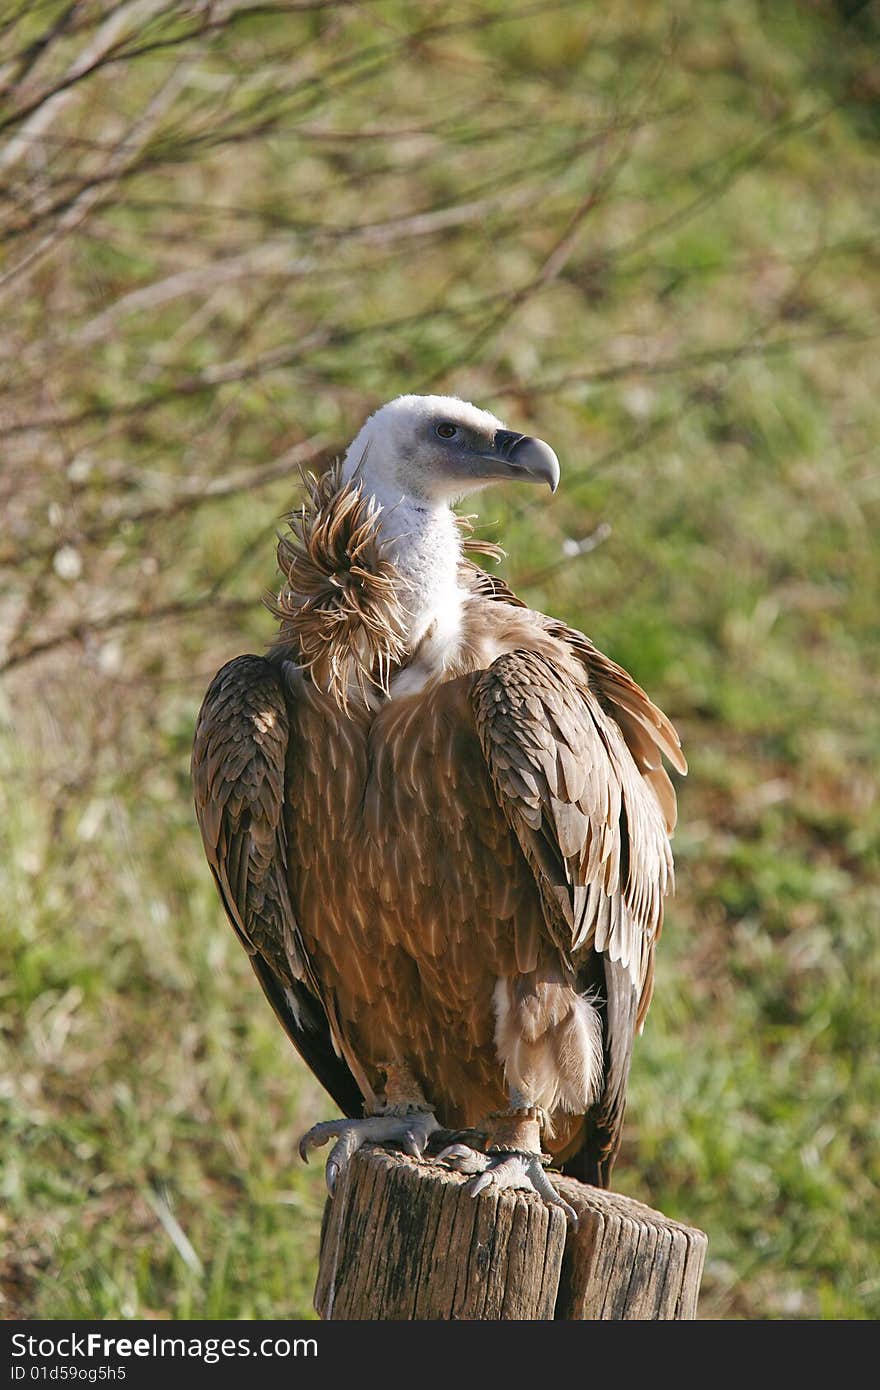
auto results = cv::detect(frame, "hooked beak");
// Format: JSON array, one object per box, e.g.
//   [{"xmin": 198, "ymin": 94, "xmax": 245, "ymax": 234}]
[{"xmin": 479, "ymin": 429, "xmax": 560, "ymax": 493}]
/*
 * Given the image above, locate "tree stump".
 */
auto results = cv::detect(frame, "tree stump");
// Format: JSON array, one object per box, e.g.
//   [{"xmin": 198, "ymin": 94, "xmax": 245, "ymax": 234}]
[{"xmin": 314, "ymin": 1146, "xmax": 707, "ymax": 1320}]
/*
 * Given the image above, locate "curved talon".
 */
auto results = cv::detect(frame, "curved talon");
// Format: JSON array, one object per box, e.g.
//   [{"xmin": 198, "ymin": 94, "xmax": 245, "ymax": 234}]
[
  {"xmin": 298, "ymin": 1112, "xmax": 440, "ymax": 1195},
  {"xmin": 526, "ymin": 1160, "xmax": 579, "ymax": 1226},
  {"xmin": 437, "ymin": 1143, "xmax": 492, "ymax": 1176},
  {"xmin": 466, "ymin": 1168, "xmax": 501, "ymax": 1198},
  {"xmin": 298, "ymin": 1118, "xmax": 346, "ymax": 1165},
  {"xmin": 438, "ymin": 1142, "xmax": 578, "ymax": 1224}
]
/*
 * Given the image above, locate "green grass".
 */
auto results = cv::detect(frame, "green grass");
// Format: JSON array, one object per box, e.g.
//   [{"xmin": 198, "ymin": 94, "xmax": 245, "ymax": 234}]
[{"xmin": 1, "ymin": 0, "xmax": 878, "ymax": 1319}]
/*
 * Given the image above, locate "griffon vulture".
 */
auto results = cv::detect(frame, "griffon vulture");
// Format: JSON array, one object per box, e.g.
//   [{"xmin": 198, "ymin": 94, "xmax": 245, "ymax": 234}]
[{"xmin": 192, "ymin": 395, "xmax": 685, "ymax": 1219}]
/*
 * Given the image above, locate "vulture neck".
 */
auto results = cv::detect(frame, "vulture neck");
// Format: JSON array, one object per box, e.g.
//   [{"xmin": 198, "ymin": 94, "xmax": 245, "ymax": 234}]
[
  {"xmin": 368, "ymin": 484, "xmax": 466, "ymax": 661},
  {"xmin": 273, "ymin": 462, "xmax": 470, "ymax": 710}
]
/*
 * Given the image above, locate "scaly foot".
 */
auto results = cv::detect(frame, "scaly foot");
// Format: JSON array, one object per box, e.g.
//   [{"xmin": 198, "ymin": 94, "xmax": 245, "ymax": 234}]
[
  {"xmin": 299, "ymin": 1111, "xmax": 440, "ymax": 1194},
  {"xmin": 437, "ymin": 1143, "xmax": 578, "ymax": 1225}
]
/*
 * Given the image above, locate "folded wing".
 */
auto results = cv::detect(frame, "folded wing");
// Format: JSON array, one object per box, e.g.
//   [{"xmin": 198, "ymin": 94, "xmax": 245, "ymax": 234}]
[
  {"xmin": 191, "ymin": 654, "xmax": 363, "ymax": 1118},
  {"xmin": 471, "ymin": 639, "xmax": 681, "ymax": 1183}
]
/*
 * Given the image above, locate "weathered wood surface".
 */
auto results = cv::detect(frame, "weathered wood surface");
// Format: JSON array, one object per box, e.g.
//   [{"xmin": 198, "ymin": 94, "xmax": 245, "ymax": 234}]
[
  {"xmin": 553, "ymin": 1175, "xmax": 707, "ymax": 1320},
  {"xmin": 314, "ymin": 1146, "xmax": 707, "ymax": 1320}
]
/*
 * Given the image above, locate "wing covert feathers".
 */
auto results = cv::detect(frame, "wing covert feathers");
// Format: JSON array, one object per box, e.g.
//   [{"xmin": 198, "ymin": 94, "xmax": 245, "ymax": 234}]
[
  {"xmin": 192, "ymin": 655, "xmax": 295, "ymax": 968},
  {"xmin": 546, "ymin": 622, "xmax": 686, "ymax": 832},
  {"xmin": 471, "ymin": 626, "xmax": 683, "ymax": 1186},
  {"xmin": 471, "ymin": 644, "xmax": 675, "ymax": 1010},
  {"xmin": 191, "ymin": 653, "xmax": 362, "ymax": 1117}
]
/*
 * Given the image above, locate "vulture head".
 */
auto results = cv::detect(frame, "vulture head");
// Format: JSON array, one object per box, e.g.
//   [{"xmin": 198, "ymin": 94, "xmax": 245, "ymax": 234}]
[
  {"xmin": 341, "ymin": 394, "xmax": 560, "ymax": 505},
  {"xmin": 272, "ymin": 394, "xmax": 560, "ymax": 709}
]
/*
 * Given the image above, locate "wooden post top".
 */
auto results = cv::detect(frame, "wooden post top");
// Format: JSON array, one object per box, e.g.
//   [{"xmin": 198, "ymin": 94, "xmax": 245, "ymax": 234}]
[{"xmin": 314, "ymin": 1145, "xmax": 707, "ymax": 1321}]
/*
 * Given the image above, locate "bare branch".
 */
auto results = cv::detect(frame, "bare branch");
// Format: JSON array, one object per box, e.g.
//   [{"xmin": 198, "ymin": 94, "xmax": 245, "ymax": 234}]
[
  {"xmin": 0, "ymin": 51, "xmax": 198, "ymax": 300},
  {"xmin": 0, "ymin": 0, "xmax": 174, "ymax": 156},
  {"xmin": 0, "ymin": 436, "xmax": 330, "ymax": 568},
  {"xmin": 0, "ymin": 596, "xmax": 257, "ymax": 677}
]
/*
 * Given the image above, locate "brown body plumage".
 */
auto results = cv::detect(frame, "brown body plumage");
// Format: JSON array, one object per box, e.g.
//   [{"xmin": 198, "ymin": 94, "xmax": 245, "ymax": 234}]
[{"xmin": 193, "ymin": 400, "xmax": 685, "ymax": 1187}]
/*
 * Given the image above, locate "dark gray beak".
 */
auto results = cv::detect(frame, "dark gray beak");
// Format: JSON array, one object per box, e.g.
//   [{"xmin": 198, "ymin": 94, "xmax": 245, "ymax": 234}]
[{"xmin": 485, "ymin": 429, "xmax": 560, "ymax": 493}]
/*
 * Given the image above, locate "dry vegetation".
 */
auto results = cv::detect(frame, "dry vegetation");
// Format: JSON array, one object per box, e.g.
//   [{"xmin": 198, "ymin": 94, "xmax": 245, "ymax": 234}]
[{"xmin": 1, "ymin": 0, "xmax": 878, "ymax": 1319}]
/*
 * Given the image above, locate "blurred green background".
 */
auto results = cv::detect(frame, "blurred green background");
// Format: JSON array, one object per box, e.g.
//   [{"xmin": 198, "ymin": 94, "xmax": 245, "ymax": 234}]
[{"xmin": 1, "ymin": 1, "xmax": 878, "ymax": 1320}]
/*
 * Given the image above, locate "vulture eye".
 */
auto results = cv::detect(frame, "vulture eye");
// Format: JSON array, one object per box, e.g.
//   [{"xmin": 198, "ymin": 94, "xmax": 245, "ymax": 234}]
[{"xmin": 435, "ymin": 422, "xmax": 457, "ymax": 439}]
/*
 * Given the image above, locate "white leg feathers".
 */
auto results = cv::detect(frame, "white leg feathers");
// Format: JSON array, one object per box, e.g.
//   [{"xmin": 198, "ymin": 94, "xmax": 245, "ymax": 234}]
[{"xmin": 492, "ymin": 971, "xmax": 604, "ymax": 1116}]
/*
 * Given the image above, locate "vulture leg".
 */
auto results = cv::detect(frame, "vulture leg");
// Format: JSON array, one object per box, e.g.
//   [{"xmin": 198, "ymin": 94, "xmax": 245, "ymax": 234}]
[
  {"xmin": 298, "ymin": 1060, "xmax": 439, "ymax": 1195},
  {"xmin": 436, "ymin": 969, "xmax": 599, "ymax": 1219},
  {"xmin": 437, "ymin": 1101, "xmax": 579, "ymax": 1225}
]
